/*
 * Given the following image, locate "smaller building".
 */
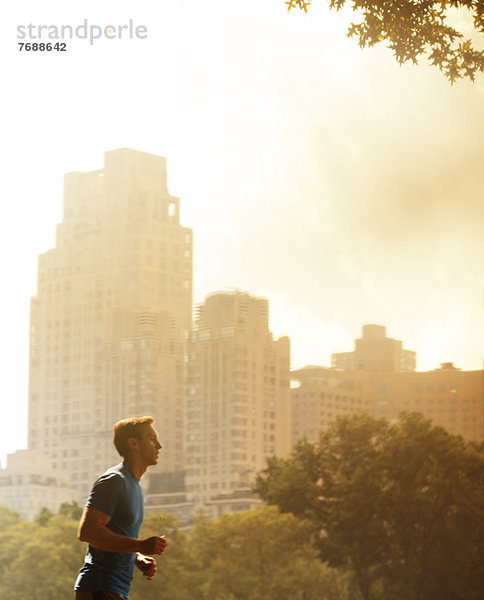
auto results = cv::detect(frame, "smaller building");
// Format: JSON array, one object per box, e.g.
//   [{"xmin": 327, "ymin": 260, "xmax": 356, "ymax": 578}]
[
  {"xmin": 332, "ymin": 324, "xmax": 416, "ymax": 373},
  {"xmin": 205, "ymin": 489, "xmax": 263, "ymax": 520},
  {"xmin": 290, "ymin": 365, "xmax": 370, "ymax": 446},
  {"xmin": 144, "ymin": 471, "xmax": 193, "ymax": 527},
  {"xmin": 367, "ymin": 362, "xmax": 483, "ymax": 440},
  {"xmin": 291, "ymin": 362, "xmax": 484, "ymax": 444},
  {"xmin": 0, "ymin": 449, "xmax": 77, "ymax": 521}
]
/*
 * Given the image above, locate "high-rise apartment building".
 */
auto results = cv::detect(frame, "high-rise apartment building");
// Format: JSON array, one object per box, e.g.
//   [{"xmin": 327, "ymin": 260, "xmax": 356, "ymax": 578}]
[
  {"xmin": 28, "ymin": 149, "xmax": 192, "ymax": 501},
  {"xmin": 186, "ymin": 292, "xmax": 291, "ymax": 517},
  {"xmin": 331, "ymin": 324, "xmax": 416, "ymax": 372}
]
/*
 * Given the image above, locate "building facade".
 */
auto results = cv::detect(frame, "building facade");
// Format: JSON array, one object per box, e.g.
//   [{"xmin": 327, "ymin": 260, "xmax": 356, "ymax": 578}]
[
  {"xmin": 185, "ymin": 292, "xmax": 291, "ymax": 517},
  {"xmin": 365, "ymin": 363, "xmax": 484, "ymax": 440},
  {"xmin": 28, "ymin": 149, "xmax": 192, "ymax": 502},
  {"xmin": 290, "ymin": 365, "xmax": 370, "ymax": 447},
  {"xmin": 291, "ymin": 363, "xmax": 484, "ymax": 445},
  {"xmin": 0, "ymin": 450, "xmax": 76, "ymax": 521}
]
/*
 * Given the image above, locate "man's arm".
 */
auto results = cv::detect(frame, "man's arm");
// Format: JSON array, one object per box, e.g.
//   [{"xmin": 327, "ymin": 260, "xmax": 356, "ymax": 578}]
[{"xmin": 77, "ymin": 506, "xmax": 167, "ymax": 555}]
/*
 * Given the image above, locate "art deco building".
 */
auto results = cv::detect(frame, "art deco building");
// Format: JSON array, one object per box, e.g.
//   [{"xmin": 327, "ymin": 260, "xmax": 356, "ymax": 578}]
[
  {"xmin": 28, "ymin": 149, "xmax": 192, "ymax": 501},
  {"xmin": 186, "ymin": 292, "xmax": 291, "ymax": 516}
]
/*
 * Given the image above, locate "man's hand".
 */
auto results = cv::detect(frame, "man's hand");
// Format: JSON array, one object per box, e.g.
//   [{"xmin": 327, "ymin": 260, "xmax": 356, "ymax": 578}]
[
  {"xmin": 135, "ymin": 553, "xmax": 158, "ymax": 581},
  {"xmin": 138, "ymin": 535, "xmax": 168, "ymax": 556},
  {"xmin": 135, "ymin": 537, "xmax": 167, "ymax": 582}
]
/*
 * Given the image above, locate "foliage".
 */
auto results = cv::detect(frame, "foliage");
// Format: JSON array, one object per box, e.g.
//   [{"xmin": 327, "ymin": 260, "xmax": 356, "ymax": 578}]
[
  {"xmin": 58, "ymin": 500, "xmax": 84, "ymax": 520},
  {"xmin": 255, "ymin": 412, "xmax": 484, "ymax": 600},
  {"xmin": 0, "ymin": 511, "xmax": 85, "ymax": 600},
  {"xmin": 131, "ymin": 511, "xmax": 197, "ymax": 600},
  {"xmin": 36, "ymin": 506, "xmax": 54, "ymax": 526},
  {"xmin": 286, "ymin": 0, "xmax": 484, "ymax": 82},
  {"xmin": 0, "ymin": 502, "xmax": 353, "ymax": 600},
  {"xmin": 185, "ymin": 507, "xmax": 348, "ymax": 600},
  {"xmin": 131, "ymin": 506, "xmax": 354, "ymax": 600}
]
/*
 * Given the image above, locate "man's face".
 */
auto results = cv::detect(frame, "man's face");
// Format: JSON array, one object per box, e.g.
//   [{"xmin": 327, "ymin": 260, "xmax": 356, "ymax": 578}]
[{"xmin": 137, "ymin": 424, "xmax": 162, "ymax": 467}]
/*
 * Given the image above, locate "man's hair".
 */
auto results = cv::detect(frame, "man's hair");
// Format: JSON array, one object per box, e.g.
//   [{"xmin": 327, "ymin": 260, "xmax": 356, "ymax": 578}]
[{"xmin": 113, "ymin": 416, "xmax": 154, "ymax": 458}]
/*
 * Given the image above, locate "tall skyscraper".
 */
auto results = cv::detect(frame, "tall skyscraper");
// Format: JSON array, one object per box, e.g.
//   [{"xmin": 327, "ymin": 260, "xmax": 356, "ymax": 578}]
[
  {"xmin": 28, "ymin": 149, "xmax": 192, "ymax": 501},
  {"xmin": 185, "ymin": 291, "xmax": 291, "ymax": 517}
]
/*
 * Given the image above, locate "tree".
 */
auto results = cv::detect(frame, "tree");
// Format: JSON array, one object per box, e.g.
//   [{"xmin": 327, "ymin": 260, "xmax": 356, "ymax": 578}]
[
  {"xmin": 130, "ymin": 512, "xmax": 198, "ymax": 600},
  {"xmin": 36, "ymin": 506, "xmax": 54, "ymax": 526},
  {"xmin": 286, "ymin": 0, "xmax": 484, "ymax": 83},
  {"xmin": 185, "ymin": 506, "xmax": 353, "ymax": 600},
  {"xmin": 0, "ymin": 503, "xmax": 355, "ymax": 600},
  {"xmin": 255, "ymin": 413, "xmax": 484, "ymax": 600},
  {"xmin": 131, "ymin": 507, "xmax": 355, "ymax": 600},
  {"xmin": 0, "ymin": 513, "xmax": 84, "ymax": 600}
]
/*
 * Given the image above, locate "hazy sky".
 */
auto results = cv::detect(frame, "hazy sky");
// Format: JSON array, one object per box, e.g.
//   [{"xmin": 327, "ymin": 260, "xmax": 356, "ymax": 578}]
[{"xmin": 1, "ymin": 0, "xmax": 483, "ymax": 464}]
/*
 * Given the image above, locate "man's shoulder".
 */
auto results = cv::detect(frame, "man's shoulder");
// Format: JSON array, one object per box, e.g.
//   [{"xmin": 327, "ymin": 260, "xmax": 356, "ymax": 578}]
[
  {"xmin": 86, "ymin": 463, "xmax": 127, "ymax": 510},
  {"xmin": 92, "ymin": 463, "xmax": 127, "ymax": 487},
  {"xmin": 103, "ymin": 462, "xmax": 127, "ymax": 477},
  {"xmin": 95, "ymin": 462, "xmax": 138, "ymax": 486}
]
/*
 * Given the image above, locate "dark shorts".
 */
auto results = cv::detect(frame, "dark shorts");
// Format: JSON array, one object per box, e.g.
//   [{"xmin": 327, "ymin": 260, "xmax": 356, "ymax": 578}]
[{"xmin": 75, "ymin": 591, "xmax": 127, "ymax": 600}]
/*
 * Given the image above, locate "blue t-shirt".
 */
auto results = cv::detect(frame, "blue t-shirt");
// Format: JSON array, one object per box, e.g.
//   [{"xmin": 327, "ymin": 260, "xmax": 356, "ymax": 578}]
[{"xmin": 74, "ymin": 462, "xmax": 144, "ymax": 598}]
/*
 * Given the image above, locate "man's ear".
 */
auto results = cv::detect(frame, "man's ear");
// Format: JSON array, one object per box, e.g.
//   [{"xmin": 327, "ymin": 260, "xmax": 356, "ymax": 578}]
[{"xmin": 127, "ymin": 437, "xmax": 139, "ymax": 452}]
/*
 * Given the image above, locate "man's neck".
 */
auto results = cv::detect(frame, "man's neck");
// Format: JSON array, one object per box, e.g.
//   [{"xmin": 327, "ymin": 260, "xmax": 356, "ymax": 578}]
[{"xmin": 124, "ymin": 456, "xmax": 147, "ymax": 480}]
